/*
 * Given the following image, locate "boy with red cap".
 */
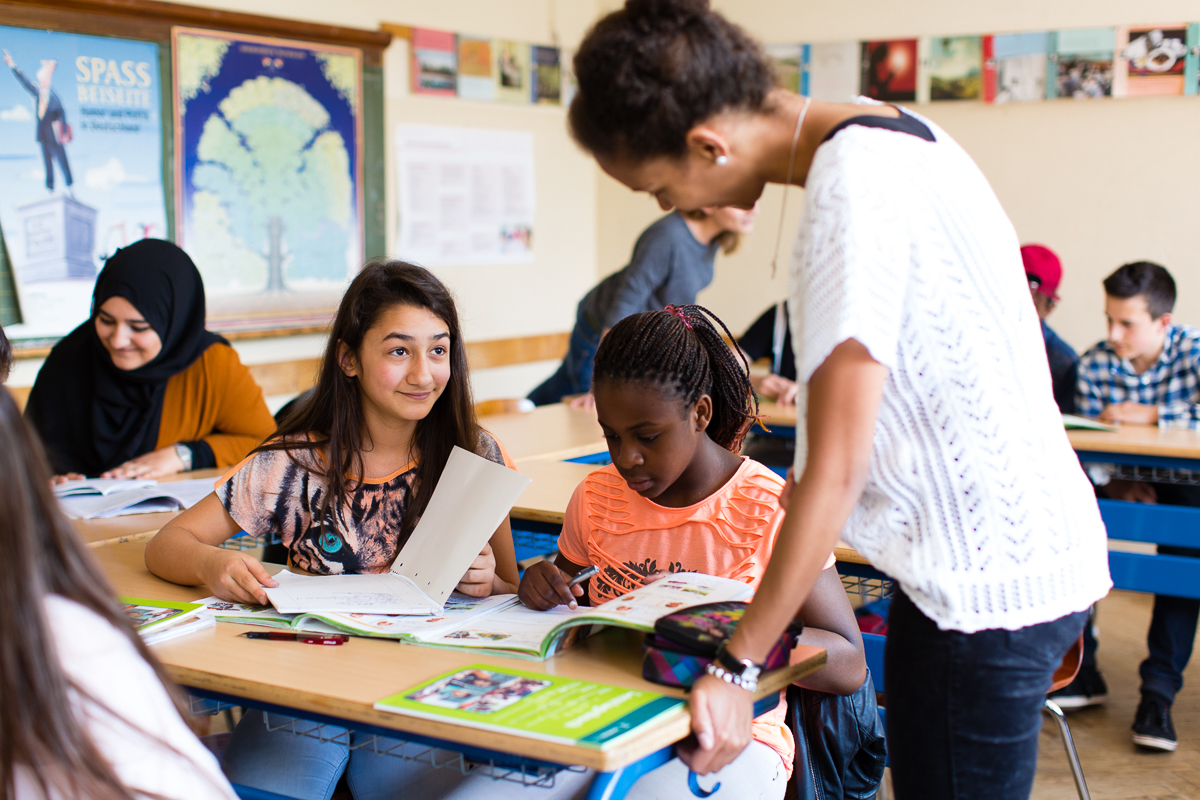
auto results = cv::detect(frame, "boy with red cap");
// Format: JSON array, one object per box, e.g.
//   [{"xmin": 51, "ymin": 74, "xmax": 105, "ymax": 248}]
[{"xmin": 1023, "ymin": 244, "xmax": 1077, "ymax": 412}]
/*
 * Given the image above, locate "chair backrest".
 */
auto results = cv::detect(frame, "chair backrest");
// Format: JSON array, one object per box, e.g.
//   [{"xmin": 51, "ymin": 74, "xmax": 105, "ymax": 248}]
[
  {"xmin": 862, "ymin": 632, "xmax": 886, "ymax": 694},
  {"xmin": 1049, "ymin": 633, "xmax": 1085, "ymax": 693}
]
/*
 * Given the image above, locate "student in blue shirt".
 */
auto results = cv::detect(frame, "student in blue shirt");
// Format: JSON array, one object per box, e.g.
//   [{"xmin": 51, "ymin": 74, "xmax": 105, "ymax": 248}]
[
  {"xmin": 1077, "ymin": 261, "xmax": 1200, "ymax": 752},
  {"xmin": 1022, "ymin": 245, "xmax": 1077, "ymax": 413}
]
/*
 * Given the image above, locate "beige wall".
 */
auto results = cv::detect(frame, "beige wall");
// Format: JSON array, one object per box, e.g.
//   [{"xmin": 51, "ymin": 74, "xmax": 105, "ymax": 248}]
[{"xmin": 596, "ymin": 0, "xmax": 1200, "ymax": 352}]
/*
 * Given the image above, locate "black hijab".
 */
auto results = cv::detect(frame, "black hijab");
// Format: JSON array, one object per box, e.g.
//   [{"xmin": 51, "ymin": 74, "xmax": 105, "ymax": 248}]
[{"xmin": 25, "ymin": 239, "xmax": 225, "ymax": 476}]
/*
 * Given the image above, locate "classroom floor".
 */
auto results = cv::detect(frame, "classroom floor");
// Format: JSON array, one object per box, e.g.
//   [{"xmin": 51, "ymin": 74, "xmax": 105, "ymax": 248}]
[{"xmin": 1030, "ymin": 589, "xmax": 1200, "ymax": 800}]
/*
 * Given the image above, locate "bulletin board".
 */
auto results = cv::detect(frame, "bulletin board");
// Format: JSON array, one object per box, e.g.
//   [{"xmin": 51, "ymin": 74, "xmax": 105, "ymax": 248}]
[{"xmin": 0, "ymin": 0, "xmax": 391, "ymax": 351}]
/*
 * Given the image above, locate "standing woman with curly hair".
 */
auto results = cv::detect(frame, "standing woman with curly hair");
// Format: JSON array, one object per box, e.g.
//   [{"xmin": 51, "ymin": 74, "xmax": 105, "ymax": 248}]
[{"xmin": 567, "ymin": 2, "xmax": 1110, "ymax": 798}]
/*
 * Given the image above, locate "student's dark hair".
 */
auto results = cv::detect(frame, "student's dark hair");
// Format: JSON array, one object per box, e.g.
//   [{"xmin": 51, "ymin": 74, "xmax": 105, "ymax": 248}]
[
  {"xmin": 260, "ymin": 260, "xmax": 479, "ymax": 550},
  {"xmin": 592, "ymin": 304, "xmax": 757, "ymax": 451},
  {"xmin": 0, "ymin": 387, "xmax": 190, "ymax": 799},
  {"xmin": 569, "ymin": 0, "xmax": 773, "ymax": 160},
  {"xmin": 1103, "ymin": 261, "xmax": 1176, "ymax": 319},
  {"xmin": 0, "ymin": 324, "xmax": 10, "ymax": 383}
]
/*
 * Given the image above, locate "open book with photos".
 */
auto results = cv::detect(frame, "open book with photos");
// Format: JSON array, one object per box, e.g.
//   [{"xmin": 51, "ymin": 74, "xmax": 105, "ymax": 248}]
[
  {"xmin": 202, "ymin": 571, "xmax": 753, "ymax": 660},
  {"xmin": 55, "ymin": 478, "xmax": 214, "ymax": 519}
]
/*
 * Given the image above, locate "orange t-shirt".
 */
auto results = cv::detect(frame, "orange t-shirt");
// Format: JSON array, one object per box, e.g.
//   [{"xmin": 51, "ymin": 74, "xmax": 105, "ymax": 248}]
[{"xmin": 557, "ymin": 458, "xmax": 836, "ymax": 777}]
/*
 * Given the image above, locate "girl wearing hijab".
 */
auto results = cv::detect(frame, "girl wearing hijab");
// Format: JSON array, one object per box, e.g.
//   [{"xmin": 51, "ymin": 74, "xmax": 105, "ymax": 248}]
[{"xmin": 25, "ymin": 239, "xmax": 275, "ymax": 480}]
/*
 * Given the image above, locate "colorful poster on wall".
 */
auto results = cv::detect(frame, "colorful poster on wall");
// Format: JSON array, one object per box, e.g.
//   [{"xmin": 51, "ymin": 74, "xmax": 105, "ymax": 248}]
[
  {"xmin": 926, "ymin": 36, "xmax": 983, "ymax": 101},
  {"xmin": 808, "ymin": 42, "xmax": 860, "ymax": 101},
  {"xmin": 172, "ymin": 28, "xmax": 362, "ymax": 333},
  {"xmin": 395, "ymin": 124, "xmax": 534, "ymax": 266},
  {"xmin": 1114, "ymin": 25, "xmax": 1188, "ymax": 97},
  {"xmin": 765, "ymin": 43, "xmax": 806, "ymax": 93},
  {"xmin": 457, "ymin": 36, "xmax": 494, "ymax": 101},
  {"xmin": 530, "ymin": 45, "xmax": 561, "ymax": 105},
  {"xmin": 411, "ymin": 28, "xmax": 456, "ymax": 97},
  {"xmin": 983, "ymin": 32, "xmax": 1049, "ymax": 104},
  {"xmin": 0, "ymin": 26, "xmax": 166, "ymax": 341},
  {"xmin": 494, "ymin": 40, "xmax": 529, "ymax": 104},
  {"xmin": 861, "ymin": 39, "xmax": 918, "ymax": 102},
  {"xmin": 1047, "ymin": 28, "xmax": 1115, "ymax": 100}
]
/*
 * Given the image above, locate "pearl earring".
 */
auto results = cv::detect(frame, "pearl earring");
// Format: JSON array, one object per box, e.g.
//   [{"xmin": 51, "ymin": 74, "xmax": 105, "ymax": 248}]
[{"xmin": 715, "ymin": 155, "xmax": 728, "ymax": 166}]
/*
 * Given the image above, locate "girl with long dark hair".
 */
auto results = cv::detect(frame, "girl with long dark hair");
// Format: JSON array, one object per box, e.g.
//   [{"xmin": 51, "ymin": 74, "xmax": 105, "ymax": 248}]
[
  {"xmin": 565, "ymin": 3, "xmax": 1110, "ymax": 799},
  {"xmin": 0, "ymin": 382, "xmax": 236, "ymax": 799},
  {"xmin": 145, "ymin": 260, "xmax": 520, "ymax": 798}
]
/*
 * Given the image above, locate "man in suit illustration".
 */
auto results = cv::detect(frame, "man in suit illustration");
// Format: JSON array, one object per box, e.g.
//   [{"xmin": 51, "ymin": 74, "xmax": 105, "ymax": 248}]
[{"xmin": 4, "ymin": 49, "xmax": 73, "ymax": 192}]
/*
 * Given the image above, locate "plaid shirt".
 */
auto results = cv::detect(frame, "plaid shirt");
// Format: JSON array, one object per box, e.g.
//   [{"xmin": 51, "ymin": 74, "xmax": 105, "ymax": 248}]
[{"xmin": 1076, "ymin": 324, "xmax": 1200, "ymax": 429}]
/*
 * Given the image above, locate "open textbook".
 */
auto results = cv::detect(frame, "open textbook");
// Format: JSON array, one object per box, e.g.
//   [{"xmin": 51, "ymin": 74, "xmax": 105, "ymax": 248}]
[
  {"xmin": 375, "ymin": 664, "xmax": 685, "ymax": 749},
  {"xmin": 56, "ymin": 478, "xmax": 215, "ymax": 519},
  {"xmin": 206, "ymin": 571, "xmax": 754, "ymax": 660},
  {"xmin": 121, "ymin": 597, "xmax": 214, "ymax": 646},
  {"xmin": 261, "ymin": 447, "xmax": 532, "ymax": 616},
  {"xmin": 1062, "ymin": 414, "xmax": 1118, "ymax": 432}
]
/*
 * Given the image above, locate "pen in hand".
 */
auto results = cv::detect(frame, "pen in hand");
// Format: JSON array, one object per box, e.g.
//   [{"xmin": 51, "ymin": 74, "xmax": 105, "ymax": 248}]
[{"xmin": 567, "ymin": 564, "xmax": 599, "ymax": 588}]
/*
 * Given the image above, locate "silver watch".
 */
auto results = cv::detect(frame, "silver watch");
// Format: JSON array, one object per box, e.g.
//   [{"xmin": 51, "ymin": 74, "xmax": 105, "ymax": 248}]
[{"xmin": 174, "ymin": 443, "xmax": 193, "ymax": 472}]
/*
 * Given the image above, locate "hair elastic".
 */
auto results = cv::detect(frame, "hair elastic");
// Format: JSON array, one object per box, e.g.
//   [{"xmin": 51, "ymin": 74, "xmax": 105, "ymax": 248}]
[{"xmin": 664, "ymin": 305, "xmax": 693, "ymax": 330}]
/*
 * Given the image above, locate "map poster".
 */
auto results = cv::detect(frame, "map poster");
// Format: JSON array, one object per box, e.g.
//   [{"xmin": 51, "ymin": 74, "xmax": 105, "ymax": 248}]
[
  {"xmin": 173, "ymin": 27, "xmax": 362, "ymax": 333},
  {"xmin": 0, "ymin": 25, "xmax": 166, "ymax": 341}
]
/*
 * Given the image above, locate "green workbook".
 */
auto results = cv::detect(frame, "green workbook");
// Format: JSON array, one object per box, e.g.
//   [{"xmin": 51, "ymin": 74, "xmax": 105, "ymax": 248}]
[{"xmin": 375, "ymin": 664, "xmax": 684, "ymax": 749}]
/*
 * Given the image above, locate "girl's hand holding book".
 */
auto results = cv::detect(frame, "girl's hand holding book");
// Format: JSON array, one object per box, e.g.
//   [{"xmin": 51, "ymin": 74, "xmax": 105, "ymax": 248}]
[
  {"xmin": 456, "ymin": 542, "xmax": 500, "ymax": 598},
  {"xmin": 519, "ymin": 561, "xmax": 585, "ymax": 610},
  {"xmin": 198, "ymin": 548, "xmax": 278, "ymax": 605}
]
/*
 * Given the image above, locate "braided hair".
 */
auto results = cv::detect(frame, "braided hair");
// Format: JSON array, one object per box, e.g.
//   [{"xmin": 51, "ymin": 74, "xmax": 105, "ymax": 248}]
[{"xmin": 592, "ymin": 304, "xmax": 758, "ymax": 451}]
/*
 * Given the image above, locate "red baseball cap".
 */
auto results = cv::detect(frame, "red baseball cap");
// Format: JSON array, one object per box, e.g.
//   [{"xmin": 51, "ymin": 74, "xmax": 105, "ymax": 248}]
[{"xmin": 1021, "ymin": 244, "xmax": 1062, "ymax": 301}]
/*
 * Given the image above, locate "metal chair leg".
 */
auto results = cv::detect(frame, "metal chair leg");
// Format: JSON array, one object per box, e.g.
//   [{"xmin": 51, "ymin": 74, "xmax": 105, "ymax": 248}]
[{"xmin": 1043, "ymin": 698, "xmax": 1091, "ymax": 800}]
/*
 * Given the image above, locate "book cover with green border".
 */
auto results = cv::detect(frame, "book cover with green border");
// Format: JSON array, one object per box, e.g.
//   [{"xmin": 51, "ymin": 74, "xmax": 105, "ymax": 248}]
[
  {"xmin": 120, "ymin": 598, "xmax": 203, "ymax": 631},
  {"xmin": 375, "ymin": 663, "xmax": 684, "ymax": 749}
]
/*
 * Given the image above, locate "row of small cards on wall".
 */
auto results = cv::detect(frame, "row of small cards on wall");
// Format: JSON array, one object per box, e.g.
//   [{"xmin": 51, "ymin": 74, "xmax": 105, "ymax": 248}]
[
  {"xmin": 767, "ymin": 25, "xmax": 1200, "ymax": 104},
  {"xmin": 408, "ymin": 29, "xmax": 573, "ymax": 106}
]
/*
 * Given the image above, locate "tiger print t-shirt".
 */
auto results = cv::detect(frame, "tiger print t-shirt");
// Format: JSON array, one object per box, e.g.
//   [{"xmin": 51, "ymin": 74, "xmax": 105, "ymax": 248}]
[{"xmin": 215, "ymin": 431, "xmax": 513, "ymax": 575}]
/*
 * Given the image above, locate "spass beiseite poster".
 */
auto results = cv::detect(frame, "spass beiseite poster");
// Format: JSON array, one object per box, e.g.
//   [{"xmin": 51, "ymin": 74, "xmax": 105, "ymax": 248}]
[
  {"xmin": 173, "ymin": 27, "xmax": 363, "ymax": 333},
  {"xmin": 0, "ymin": 26, "xmax": 167, "ymax": 341}
]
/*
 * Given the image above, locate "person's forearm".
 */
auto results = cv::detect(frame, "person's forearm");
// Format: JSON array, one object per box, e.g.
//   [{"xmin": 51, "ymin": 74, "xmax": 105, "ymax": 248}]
[{"xmin": 145, "ymin": 525, "xmax": 215, "ymax": 586}]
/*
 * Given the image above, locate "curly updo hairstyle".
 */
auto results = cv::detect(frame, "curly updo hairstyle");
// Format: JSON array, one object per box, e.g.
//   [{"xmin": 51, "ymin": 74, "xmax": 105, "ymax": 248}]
[{"xmin": 569, "ymin": 0, "xmax": 774, "ymax": 161}]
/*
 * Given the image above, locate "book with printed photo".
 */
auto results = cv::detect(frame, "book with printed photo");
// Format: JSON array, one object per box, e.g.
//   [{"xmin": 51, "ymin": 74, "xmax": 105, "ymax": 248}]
[
  {"xmin": 375, "ymin": 664, "xmax": 685, "ymax": 749},
  {"xmin": 411, "ymin": 29, "xmax": 457, "ymax": 97},
  {"xmin": 1048, "ymin": 28, "xmax": 1115, "ymax": 100},
  {"xmin": 925, "ymin": 36, "xmax": 983, "ymax": 101},
  {"xmin": 457, "ymin": 36, "xmax": 495, "ymax": 101},
  {"xmin": 1114, "ymin": 25, "xmax": 1188, "ymax": 97},
  {"xmin": 121, "ymin": 597, "xmax": 212, "ymax": 644},
  {"xmin": 983, "ymin": 32, "xmax": 1049, "ymax": 103},
  {"xmin": 494, "ymin": 40, "xmax": 530, "ymax": 104},
  {"xmin": 861, "ymin": 39, "xmax": 918, "ymax": 102},
  {"xmin": 530, "ymin": 45, "xmax": 561, "ymax": 105}
]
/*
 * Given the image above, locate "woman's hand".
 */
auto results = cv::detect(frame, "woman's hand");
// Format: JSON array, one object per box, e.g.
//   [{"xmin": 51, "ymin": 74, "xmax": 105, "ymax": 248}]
[
  {"xmin": 760, "ymin": 373, "xmax": 800, "ymax": 405},
  {"xmin": 51, "ymin": 472, "xmax": 85, "ymax": 485},
  {"xmin": 568, "ymin": 392, "xmax": 596, "ymax": 410},
  {"xmin": 677, "ymin": 672, "xmax": 754, "ymax": 775},
  {"xmin": 102, "ymin": 445, "xmax": 185, "ymax": 480},
  {"xmin": 519, "ymin": 561, "xmax": 584, "ymax": 610},
  {"xmin": 457, "ymin": 543, "xmax": 500, "ymax": 597},
  {"xmin": 197, "ymin": 548, "xmax": 277, "ymax": 605}
]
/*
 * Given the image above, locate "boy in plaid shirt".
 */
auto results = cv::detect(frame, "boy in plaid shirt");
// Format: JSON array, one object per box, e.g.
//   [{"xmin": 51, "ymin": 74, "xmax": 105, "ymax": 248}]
[{"xmin": 1077, "ymin": 261, "xmax": 1200, "ymax": 752}]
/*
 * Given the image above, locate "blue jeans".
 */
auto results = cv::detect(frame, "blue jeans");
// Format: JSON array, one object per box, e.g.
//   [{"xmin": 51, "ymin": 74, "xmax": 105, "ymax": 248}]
[
  {"xmin": 222, "ymin": 710, "xmax": 470, "ymax": 800},
  {"xmin": 527, "ymin": 304, "xmax": 601, "ymax": 406},
  {"xmin": 885, "ymin": 591, "xmax": 1086, "ymax": 800}
]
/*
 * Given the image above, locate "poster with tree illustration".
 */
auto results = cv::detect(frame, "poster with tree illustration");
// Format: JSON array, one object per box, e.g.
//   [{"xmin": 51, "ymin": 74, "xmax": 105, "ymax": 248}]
[{"xmin": 172, "ymin": 27, "xmax": 362, "ymax": 333}]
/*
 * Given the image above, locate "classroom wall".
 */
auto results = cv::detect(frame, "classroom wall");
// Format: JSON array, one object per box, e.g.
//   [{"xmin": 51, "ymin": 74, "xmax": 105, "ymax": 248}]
[{"xmin": 596, "ymin": 0, "xmax": 1200, "ymax": 354}]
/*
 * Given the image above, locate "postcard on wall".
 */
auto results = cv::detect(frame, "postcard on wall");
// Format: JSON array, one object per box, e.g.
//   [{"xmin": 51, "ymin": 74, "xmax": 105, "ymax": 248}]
[
  {"xmin": 395, "ymin": 124, "xmax": 535, "ymax": 266},
  {"xmin": 1113, "ymin": 25, "xmax": 1188, "ymax": 97},
  {"xmin": 807, "ymin": 42, "xmax": 860, "ymax": 102},
  {"xmin": 925, "ymin": 36, "xmax": 983, "ymax": 102},
  {"xmin": 0, "ymin": 25, "xmax": 167, "ymax": 341},
  {"xmin": 529, "ymin": 45, "xmax": 561, "ymax": 105},
  {"xmin": 456, "ymin": 36, "xmax": 494, "ymax": 102},
  {"xmin": 410, "ymin": 28, "xmax": 456, "ymax": 97},
  {"xmin": 560, "ymin": 49, "xmax": 577, "ymax": 108},
  {"xmin": 860, "ymin": 39, "xmax": 918, "ymax": 102},
  {"xmin": 493, "ymin": 40, "xmax": 529, "ymax": 104},
  {"xmin": 1047, "ymin": 28, "xmax": 1115, "ymax": 100},
  {"xmin": 172, "ymin": 28, "xmax": 363, "ymax": 333},
  {"xmin": 765, "ymin": 43, "xmax": 807, "ymax": 94},
  {"xmin": 983, "ymin": 32, "xmax": 1049, "ymax": 104}
]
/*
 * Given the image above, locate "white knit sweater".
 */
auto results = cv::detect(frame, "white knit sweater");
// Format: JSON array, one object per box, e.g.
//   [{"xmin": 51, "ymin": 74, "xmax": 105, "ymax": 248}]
[{"xmin": 788, "ymin": 106, "xmax": 1111, "ymax": 633}]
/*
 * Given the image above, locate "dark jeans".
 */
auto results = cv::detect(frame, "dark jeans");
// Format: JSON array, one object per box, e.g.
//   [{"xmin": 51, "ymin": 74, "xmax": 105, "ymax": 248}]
[
  {"xmin": 885, "ymin": 590, "xmax": 1086, "ymax": 800},
  {"xmin": 527, "ymin": 304, "xmax": 601, "ymax": 406},
  {"xmin": 1127, "ymin": 483, "xmax": 1200, "ymax": 704},
  {"xmin": 42, "ymin": 139, "xmax": 72, "ymax": 190}
]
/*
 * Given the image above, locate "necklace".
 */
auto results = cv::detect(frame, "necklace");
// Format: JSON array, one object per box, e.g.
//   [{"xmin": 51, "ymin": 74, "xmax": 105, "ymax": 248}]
[{"xmin": 770, "ymin": 95, "xmax": 813, "ymax": 278}]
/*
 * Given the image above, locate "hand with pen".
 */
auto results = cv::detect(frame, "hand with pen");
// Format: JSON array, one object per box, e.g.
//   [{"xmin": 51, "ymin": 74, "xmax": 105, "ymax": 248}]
[{"xmin": 518, "ymin": 557, "xmax": 598, "ymax": 610}]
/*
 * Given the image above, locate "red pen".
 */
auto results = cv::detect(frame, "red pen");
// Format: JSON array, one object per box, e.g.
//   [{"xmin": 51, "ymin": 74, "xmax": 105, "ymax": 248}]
[{"xmin": 240, "ymin": 632, "xmax": 348, "ymax": 646}]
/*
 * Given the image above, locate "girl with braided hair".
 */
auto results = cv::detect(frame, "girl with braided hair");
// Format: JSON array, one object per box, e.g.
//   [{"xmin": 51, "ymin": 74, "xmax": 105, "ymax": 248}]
[{"xmin": 507, "ymin": 305, "xmax": 875, "ymax": 800}]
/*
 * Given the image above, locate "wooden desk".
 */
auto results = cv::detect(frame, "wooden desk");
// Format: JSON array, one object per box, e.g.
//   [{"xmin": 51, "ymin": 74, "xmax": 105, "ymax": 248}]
[
  {"xmin": 514, "ymin": 460, "xmax": 603, "ymax": 525},
  {"xmin": 1068, "ymin": 425, "xmax": 1200, "ymax": 467},
  {"xmin": 482, "ymin": 403, "xmax": 606, "ymax": 463},
  {"xmin": 756, "ymin": 400, "xmax": 797, "ymax": 430},
  {"xmin": 71, "ymin": 469, "xmax": 223, "ymax": 545},
  {"xmin": 95, "ymin": 540, "xmax": 825, "ymax": 789}
]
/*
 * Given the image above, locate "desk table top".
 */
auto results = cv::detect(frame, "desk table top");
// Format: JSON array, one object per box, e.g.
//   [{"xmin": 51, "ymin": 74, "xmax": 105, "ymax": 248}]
[
  {"xmin": 482, "ymin": 403, "xmax": 606, "ymax": 462},
  {"xmin": 94, "ymin": 540, "xmax": 824, "ymax": 771},
  {"xmin": 1067, "ymin": 425, "xmax": 1200, "ymax": 461},
  {"xmin": 513, "ymin": 460, "xmax": 603, "ymax": 525}
]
